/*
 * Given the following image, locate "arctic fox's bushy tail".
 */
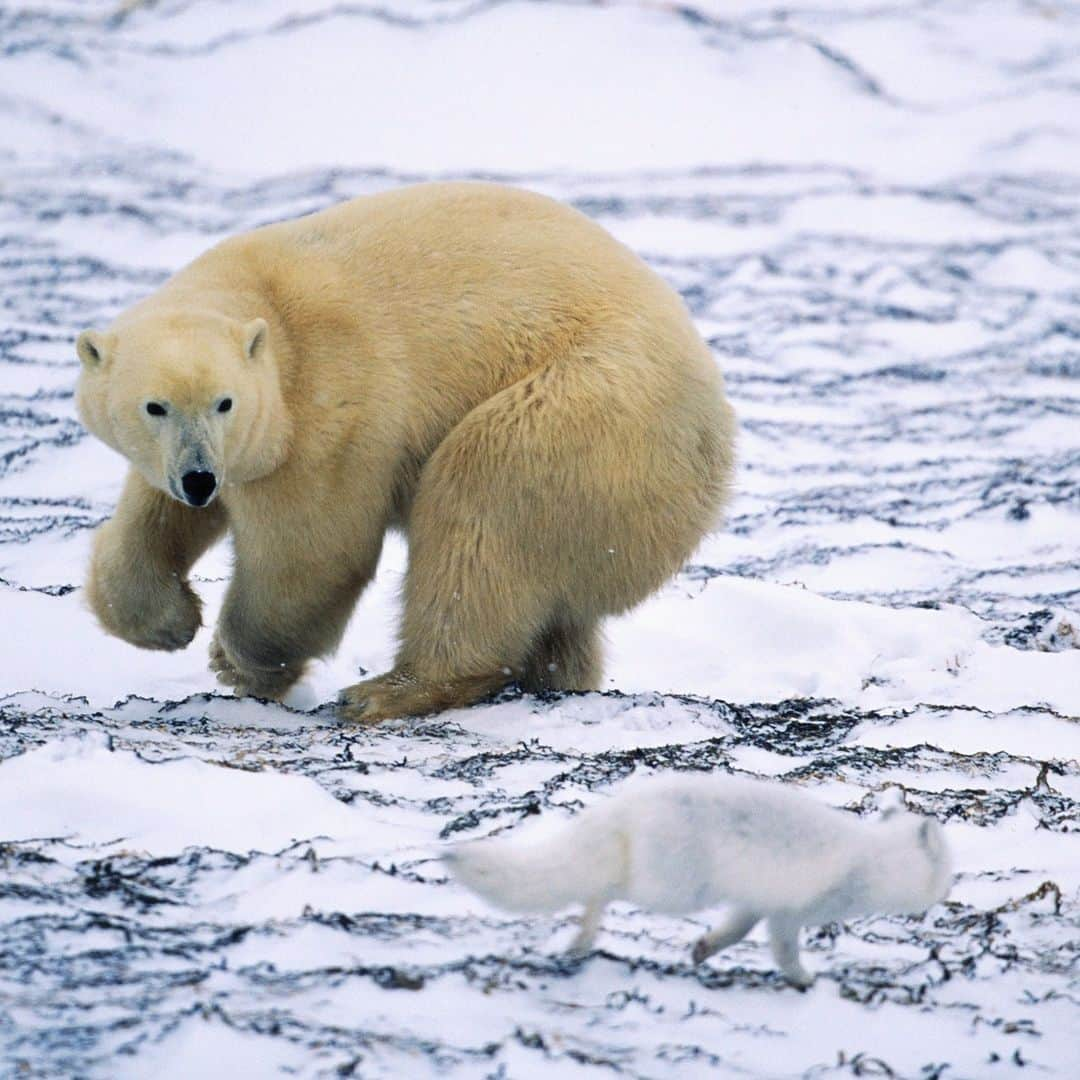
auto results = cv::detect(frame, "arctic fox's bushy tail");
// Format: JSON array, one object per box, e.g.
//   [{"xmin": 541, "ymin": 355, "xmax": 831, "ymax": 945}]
[{"xmin": 446, "ymin": 809, "xmax": 624, "ymax": 913}]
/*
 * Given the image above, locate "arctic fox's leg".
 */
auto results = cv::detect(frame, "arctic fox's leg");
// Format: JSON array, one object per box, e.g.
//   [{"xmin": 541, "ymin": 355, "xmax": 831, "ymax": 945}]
[
  {"xmin": 691, "ymin": 908, "xmax": 760, "ymax": 965},
  {"xmin": 767, "ymin": 915, "xmax": 813, "ymax": 989},
  {"xmin": 568, "ymin": 897, "xmax": 606, "ymax": 956}
]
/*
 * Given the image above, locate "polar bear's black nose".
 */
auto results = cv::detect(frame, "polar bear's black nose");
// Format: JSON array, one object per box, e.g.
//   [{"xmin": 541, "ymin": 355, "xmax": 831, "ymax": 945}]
[{"xmin": 181, "ymin": 470, "xmax": 217, "ymax": 506}]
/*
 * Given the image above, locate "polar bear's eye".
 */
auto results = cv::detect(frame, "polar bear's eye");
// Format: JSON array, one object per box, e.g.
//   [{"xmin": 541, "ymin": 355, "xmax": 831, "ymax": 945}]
[
  {"xmin": 218, "ymin": 398, "xmax": 233, "ymax": 413},
  {"xmin": 146, "ymin": 402, "xmax": 167, "ymax": 417}
]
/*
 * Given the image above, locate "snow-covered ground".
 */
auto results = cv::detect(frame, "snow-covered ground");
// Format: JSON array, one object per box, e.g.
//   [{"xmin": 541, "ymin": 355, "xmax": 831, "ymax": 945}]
[{"xmin": 2, "ymin": 2, "xmax": 1079, "ymax": 1076}]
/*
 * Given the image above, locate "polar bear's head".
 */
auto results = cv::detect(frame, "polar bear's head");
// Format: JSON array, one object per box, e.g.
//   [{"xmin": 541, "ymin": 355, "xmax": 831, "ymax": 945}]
[{"xmin": 75, "ymin": 310, "xmax": 291, "ymax": 507}]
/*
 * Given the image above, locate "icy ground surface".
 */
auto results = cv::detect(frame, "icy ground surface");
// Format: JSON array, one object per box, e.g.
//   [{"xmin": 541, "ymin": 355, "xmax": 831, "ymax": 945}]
[{"xmin": 2, "ymin": 1, "xmax": 1080, "ymax": 1076}]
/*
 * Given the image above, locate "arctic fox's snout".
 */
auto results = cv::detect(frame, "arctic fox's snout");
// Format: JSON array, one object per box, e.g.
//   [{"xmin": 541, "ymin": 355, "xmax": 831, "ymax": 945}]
[{"xmin": 913, "ymin": 816, "xmax": 953, "ymax": 910}]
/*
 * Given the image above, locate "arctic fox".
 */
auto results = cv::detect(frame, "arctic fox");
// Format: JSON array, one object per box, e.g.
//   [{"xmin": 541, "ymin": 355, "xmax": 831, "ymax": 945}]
[{"xmin": 446, "ymin": 773, "xmax": 952, "ymax": 988}]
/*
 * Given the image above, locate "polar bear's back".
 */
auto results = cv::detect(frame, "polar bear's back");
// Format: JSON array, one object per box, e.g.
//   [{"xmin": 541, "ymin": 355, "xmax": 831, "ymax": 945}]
[
  {"xmin": 246, "ymin": 182, "xmax": 712, "ymax": 381},
  {"xmin": 284, "ymin": 181, "xmax": 655, "ymax": 290}
]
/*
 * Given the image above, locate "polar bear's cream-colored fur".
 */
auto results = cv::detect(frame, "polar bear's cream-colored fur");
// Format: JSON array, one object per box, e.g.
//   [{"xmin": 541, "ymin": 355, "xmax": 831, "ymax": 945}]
[{"xmin": 76, "ymin": 183, "xmax": 736, "ymax": 720}]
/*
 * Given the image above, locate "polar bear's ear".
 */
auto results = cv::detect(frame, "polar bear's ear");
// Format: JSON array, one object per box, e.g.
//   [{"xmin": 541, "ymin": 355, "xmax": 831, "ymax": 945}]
[
  {"xmin": 243, "ymin": 318, "xmax": 269, "ymax": 361},
  {"xmin": 76, "ymin": 329, "xmax": 112, "ymax": 368}
]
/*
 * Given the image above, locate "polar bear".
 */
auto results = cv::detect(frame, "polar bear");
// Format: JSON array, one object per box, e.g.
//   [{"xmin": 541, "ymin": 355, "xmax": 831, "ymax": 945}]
[{"xmin": 75, "ymin": 183, "xmax": 736, "ymax": 721}]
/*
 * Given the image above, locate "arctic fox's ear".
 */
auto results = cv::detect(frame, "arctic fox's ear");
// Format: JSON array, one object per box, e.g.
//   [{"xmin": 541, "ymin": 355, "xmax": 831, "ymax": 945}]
[
  {"xmin": 76, "ymin": 329, "xmax": 113, "ymax": 368},
  {"xmin": 918, "ymin": 818, "xmax": 944, "ymax": 856},
  {"xmin": 243, "ymin": 318, "xmax": 269, "ymax": 361},
  {"xmin": 879, "ymin": 787, "xmax": 907, "ymax": 820}
]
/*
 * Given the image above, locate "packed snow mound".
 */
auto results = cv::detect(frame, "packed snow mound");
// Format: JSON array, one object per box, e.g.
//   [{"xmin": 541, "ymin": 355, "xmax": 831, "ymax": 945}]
[{"xmin": 0, "ymin": 733, "xmax": 360, "ymax": 853}]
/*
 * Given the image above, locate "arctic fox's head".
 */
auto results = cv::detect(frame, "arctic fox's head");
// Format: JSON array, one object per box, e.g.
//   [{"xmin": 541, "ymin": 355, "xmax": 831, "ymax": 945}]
[{"xmin": 878, "ymin": 814, "xmax": 953, "ymax": 913}]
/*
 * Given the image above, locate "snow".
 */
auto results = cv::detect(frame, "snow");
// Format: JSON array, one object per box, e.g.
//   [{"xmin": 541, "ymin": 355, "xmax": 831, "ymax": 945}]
[
  {"xmin": 0, "ymin": 734, "xmax": 360, "ymax": 854},
  {"xmin": 2, "ymin": 0, "xmax": 1080, "ymax": 1076}
]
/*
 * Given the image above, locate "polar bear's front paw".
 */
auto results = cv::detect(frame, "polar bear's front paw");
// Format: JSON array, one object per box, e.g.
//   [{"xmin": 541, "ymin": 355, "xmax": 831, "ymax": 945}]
[
  {"xmin": 209, "ymin": 632, "xmax": 303, "ymax": 701},
  {"xmin": 87, "ymin": 568, "xmax": 202, "ymax": 652}
]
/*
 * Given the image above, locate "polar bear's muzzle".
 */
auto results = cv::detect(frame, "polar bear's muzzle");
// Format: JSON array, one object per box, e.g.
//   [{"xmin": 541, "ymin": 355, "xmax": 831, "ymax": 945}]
[
  {"xmin": 163, "ymin": 419, "xmax": 223, "ymax": 507},
  {"xmin": 180, "ymin": 470, "xmax": 217, "ymax": 507}
]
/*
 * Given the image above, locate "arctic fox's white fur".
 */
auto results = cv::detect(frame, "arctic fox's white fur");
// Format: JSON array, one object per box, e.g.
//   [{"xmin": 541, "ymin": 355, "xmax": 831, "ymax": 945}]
[{"xmin": 446, "ymin": 773, "xmax": 952, "ymax": 988}]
